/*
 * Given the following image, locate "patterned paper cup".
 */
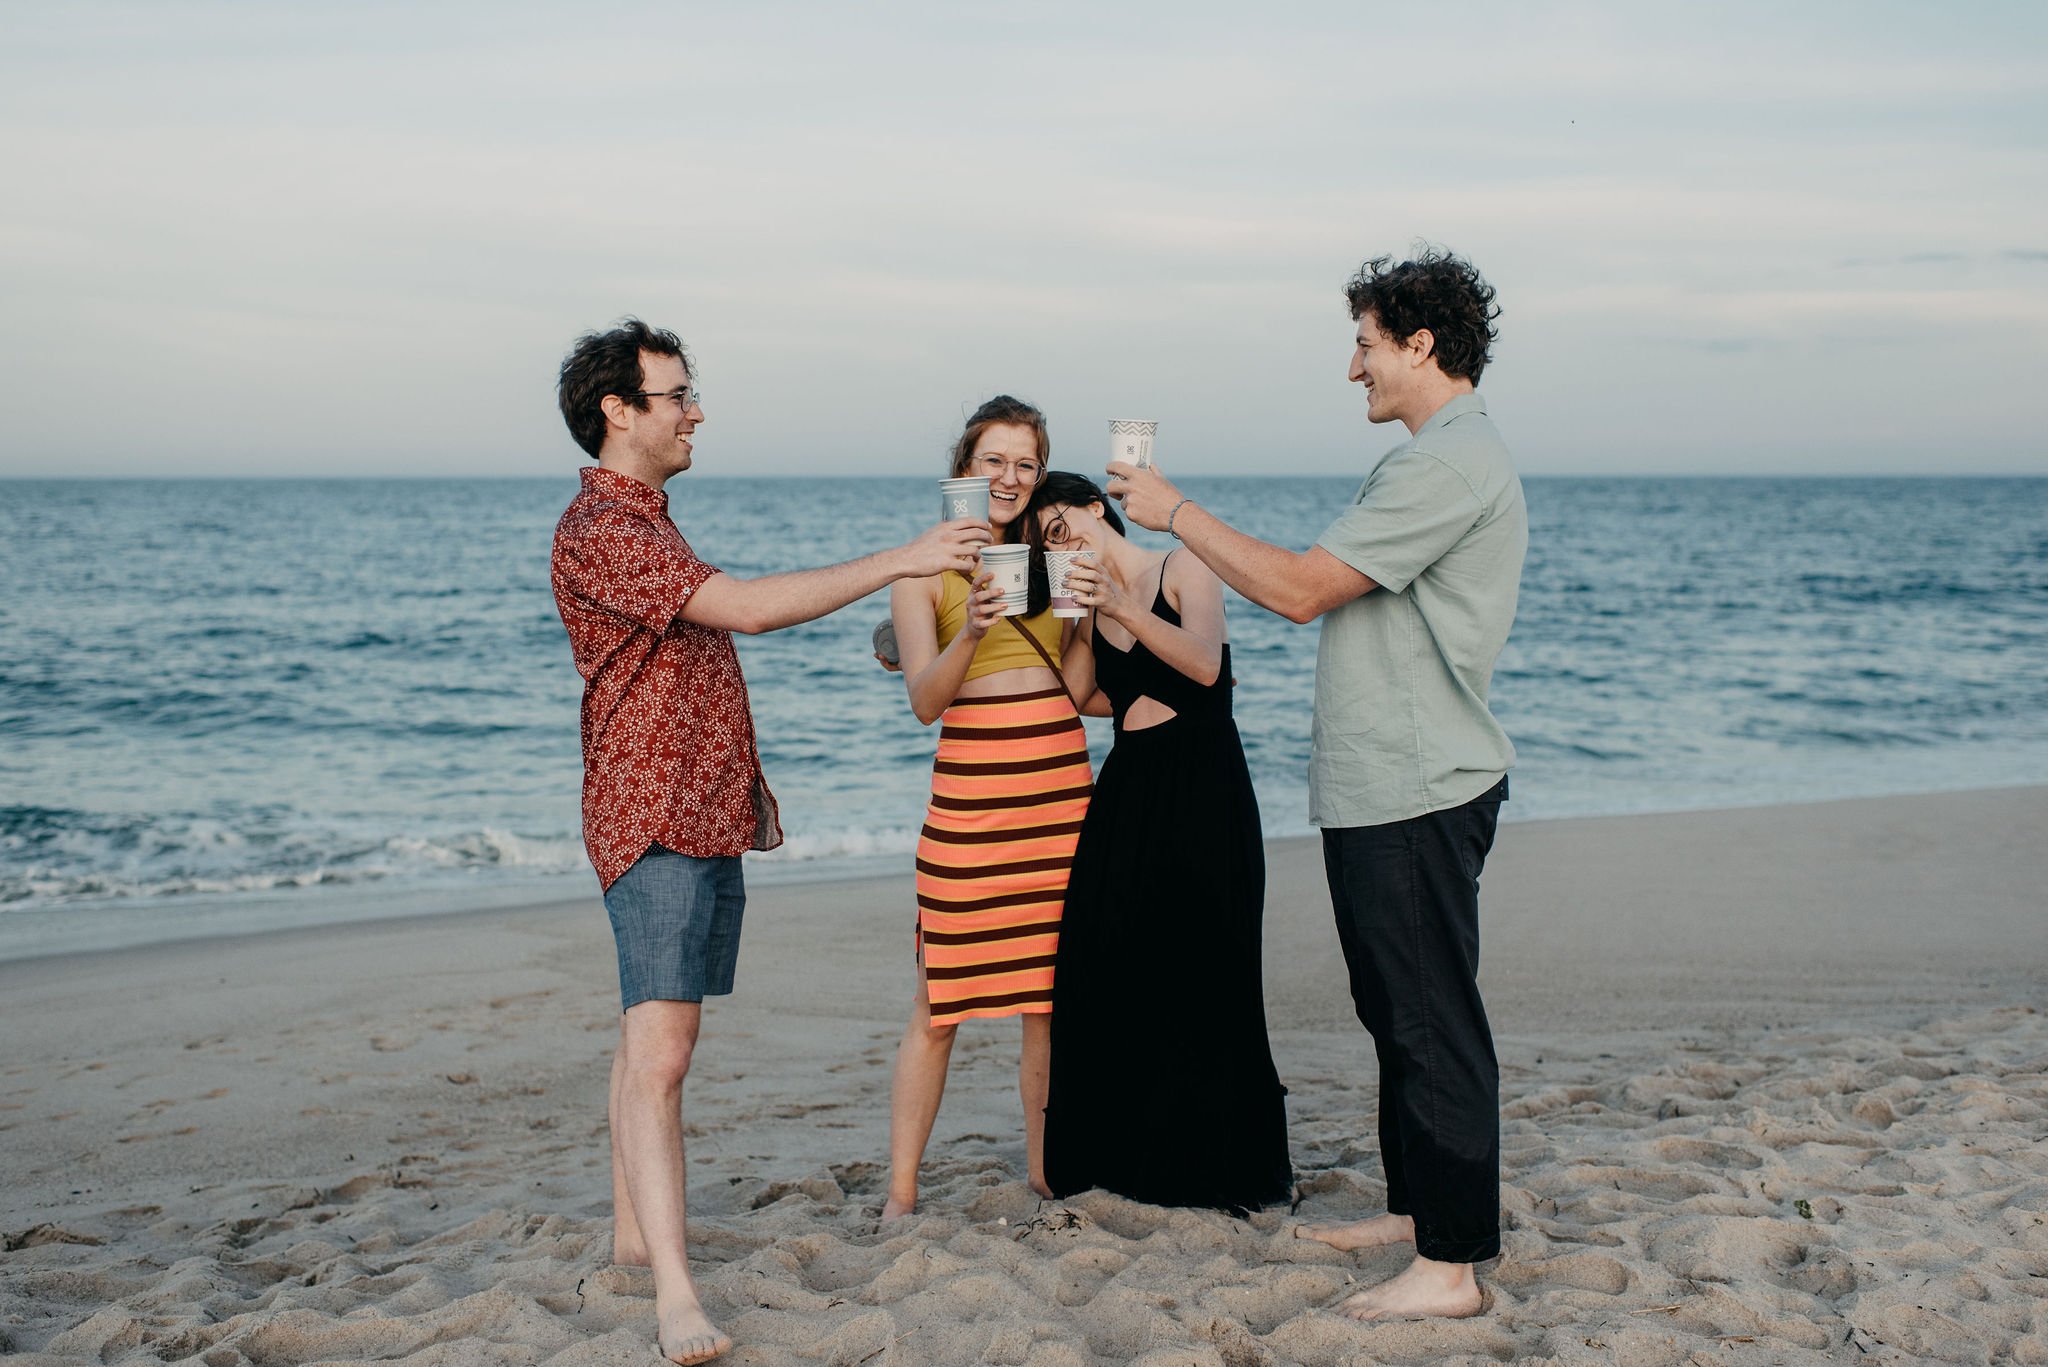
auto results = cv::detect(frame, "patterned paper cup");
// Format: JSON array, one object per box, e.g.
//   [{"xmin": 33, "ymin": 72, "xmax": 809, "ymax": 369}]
[
  {"xmin": 978, "ymin": 544, "xmax": 1033, "ymax": 617},
  {"xmin": 939, "ymin": 476, "xmax": 991, "ymax": 525},
  {"xmin": 1110, "ymin": 418, "xmax": 1158, "ymax": 469},
  {"xmin": 1045, "ymin": 550, "xmax": 1092, "ymax": 619}
]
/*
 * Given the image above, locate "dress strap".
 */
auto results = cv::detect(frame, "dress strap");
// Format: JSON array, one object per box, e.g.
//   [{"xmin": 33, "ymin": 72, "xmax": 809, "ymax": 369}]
[{"xmin": 1155, "ymin": 549, "xmax": 1174, "ymax": 609}]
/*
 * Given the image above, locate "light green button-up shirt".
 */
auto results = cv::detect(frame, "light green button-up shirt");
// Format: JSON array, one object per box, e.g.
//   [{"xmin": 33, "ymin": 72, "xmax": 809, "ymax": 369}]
[{"xmin": 1309, "ymin": 392, "xmax": 1527, "ymax": 828}]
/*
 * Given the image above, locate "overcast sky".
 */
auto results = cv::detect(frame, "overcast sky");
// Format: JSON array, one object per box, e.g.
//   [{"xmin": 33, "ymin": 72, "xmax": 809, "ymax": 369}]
[{"xmin": 3, "ymin": 1, "xmax": 2045, "ymax": 478}]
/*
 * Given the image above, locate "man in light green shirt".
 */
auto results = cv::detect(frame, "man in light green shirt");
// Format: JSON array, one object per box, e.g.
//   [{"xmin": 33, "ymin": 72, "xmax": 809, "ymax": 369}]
[
  {"xmin": 1311, "ymin": 389, "xmax": 1525, "ymax": 826},
  {"xmin": 1109, "ymin": 248, "xmax": 1524, "ymax": 1322}
]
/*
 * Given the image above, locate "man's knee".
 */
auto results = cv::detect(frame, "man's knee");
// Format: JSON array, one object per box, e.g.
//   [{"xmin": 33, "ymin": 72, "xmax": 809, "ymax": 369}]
[{"xmin": 621, "ymin": 1002, "xmax": 702, "ymax": 1087}]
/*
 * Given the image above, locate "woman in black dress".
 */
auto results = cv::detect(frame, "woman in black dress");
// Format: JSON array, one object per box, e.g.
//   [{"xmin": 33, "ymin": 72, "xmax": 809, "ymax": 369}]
[{"xmin": 1026, "ymin": 472, "xmax": 1291, "ymax": 1212}]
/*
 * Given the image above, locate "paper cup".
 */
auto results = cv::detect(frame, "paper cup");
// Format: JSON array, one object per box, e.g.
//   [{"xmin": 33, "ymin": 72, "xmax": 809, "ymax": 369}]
[
  {"xmin": 939, "ymin": 476, "xmax": 991, "ymax": 524},
  {"xmin": 978, "ymin": 544, "xmax": 1032, "ymax": 617},
  {"xmin": 1045, "ymin": 550, "xmax": 1092, "ymax": 619},
  {"xmin": 1110, "ymin": 418, "xmax": 1158, "ymax": 469}
]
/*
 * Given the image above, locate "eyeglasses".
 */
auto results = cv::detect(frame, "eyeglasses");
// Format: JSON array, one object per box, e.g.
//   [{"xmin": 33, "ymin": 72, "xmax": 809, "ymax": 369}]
[
  {"xmin": 1042, "ymin": 507, "xmax": 1073, "ymax": 545},
  {"xmin": 971, "ymin": 453, "xmax": 1044, "ymax": 482},
  {"xmin": 626, "ymin": 387, "xmax": 700, "ymax": 410}
]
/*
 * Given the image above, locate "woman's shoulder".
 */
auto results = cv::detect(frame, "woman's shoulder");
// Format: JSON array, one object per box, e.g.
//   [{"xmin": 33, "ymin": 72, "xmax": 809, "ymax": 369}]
[
  {"xmin": 892, "ymin": 571, "xmax": 952, "ymax": 610},
  {"xmin": 1161, "ymin": 546, "xmax": 1221, "ymax": 601}
]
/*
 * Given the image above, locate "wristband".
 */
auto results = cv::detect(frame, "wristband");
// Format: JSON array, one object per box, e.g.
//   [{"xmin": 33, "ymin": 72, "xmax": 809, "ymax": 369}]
[{"xmin": 1166, "ymin": 498, "xmax": 1193, "ymax": 540}]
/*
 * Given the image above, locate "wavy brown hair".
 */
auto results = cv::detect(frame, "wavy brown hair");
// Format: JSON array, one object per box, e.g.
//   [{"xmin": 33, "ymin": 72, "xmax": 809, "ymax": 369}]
[
  {"xmin": 948, "ymin": 395, "xmax": 1051, "ymax": 490},
  {"xmin": 950, "ymin": 395, "xmax": 1051, "ymax": 612}
]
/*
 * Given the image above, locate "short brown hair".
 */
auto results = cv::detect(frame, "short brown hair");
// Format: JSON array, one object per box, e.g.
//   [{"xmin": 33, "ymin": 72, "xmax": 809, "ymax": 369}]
[{"xmin": 557, "ymin": 319, "xmax": 691, "ymax": 459}]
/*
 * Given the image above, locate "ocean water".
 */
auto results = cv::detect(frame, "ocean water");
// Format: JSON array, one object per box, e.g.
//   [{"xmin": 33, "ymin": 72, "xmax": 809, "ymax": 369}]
[{"xmin": 3, "ymin": 476, "xmax": 2045, "ymax": 937}]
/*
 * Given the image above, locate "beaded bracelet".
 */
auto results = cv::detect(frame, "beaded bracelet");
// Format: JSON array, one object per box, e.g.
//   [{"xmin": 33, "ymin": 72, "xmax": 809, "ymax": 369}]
[{"xmin": 1167, "ymin": 498, "xmax": 1193, "ymax": 540}]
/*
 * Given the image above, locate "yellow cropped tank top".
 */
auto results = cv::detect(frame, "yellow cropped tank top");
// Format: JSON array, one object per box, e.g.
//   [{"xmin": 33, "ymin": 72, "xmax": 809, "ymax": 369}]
[{"xmin": 935, "ymin": 570, "xmax": 1064, "ymax": 681}]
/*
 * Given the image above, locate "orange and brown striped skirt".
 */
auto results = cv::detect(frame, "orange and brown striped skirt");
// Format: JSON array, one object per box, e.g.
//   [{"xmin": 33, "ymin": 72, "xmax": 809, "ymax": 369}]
[{"xmin": 916, "ymin": 687, "xmax": 1092, "ymax": 1027}]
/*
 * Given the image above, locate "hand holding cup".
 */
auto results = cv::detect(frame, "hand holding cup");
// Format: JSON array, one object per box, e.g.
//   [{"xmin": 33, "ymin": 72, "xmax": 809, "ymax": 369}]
[
  {"xmin": 903, "ymin": 518, "xmax": 993, "ymax": 578},
  {"xmin": 961, "ymin": 570, "xmax": 1005, "ymax": 638},
  {"xmin": 1064, "ymin": 558, "xmax": 1129, "ymax": 622},
  {"xmin": 1104, "ymin": 459, "xmax": 1185, "ymax": 534}
]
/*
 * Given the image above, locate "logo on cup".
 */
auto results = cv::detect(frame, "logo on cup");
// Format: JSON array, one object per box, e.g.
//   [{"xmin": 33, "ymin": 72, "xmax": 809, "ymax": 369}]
[{"xmin": 1110, "ymin": 419, "xmax": 1158, "ymax": 469}]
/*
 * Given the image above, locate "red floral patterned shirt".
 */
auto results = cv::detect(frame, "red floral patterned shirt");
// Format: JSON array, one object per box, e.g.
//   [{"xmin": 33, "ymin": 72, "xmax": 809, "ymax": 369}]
[{"xmin": 552, "ymin": 467, "xmax": 783, "ymax": 888}]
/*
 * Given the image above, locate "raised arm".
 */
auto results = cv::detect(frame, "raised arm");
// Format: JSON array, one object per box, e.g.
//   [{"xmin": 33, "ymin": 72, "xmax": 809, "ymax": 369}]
[
  {"xmin": 1070, "ymin": 550, "xmax": 1229, "ymax": 684},
  {"xmin": 1104, "ymin": 461, "xmax": 1374, "ymax": 625},
  {"xmin": 681, "ymin": 518, "xmax": 991, "ymax": 635}
]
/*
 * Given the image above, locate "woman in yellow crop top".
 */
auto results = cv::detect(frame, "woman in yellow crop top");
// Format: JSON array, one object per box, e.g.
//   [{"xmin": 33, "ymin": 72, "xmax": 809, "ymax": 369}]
[{"xmin": 881, "ymin": 395, "xmax": 1095, "ymax": 1220}]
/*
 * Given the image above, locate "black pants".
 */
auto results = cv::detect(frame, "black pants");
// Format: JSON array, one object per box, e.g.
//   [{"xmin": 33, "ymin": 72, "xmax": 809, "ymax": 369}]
[{"xmin": 1322, "ymin": 777, "xmax": 1505, "ymax": 1263}]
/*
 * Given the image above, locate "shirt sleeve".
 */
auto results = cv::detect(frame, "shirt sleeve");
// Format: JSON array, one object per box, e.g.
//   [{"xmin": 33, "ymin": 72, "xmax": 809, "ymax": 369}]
[
  {"xmin": 1315, "ymin": 449, "xmax": 1483, "ymax": 594},
  {"xmin": 554, "ymin": 511, "xmax": 720, "ymax": 632}
]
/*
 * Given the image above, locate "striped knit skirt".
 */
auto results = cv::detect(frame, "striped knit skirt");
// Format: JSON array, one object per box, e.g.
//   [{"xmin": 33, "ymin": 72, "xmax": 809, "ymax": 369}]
[{"xmin": 916, "ymin": 687, "xmax": 1092, "ymax": 1027}]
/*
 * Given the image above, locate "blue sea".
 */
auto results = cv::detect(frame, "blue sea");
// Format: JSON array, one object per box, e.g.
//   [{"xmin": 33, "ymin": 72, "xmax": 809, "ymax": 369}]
[{"xmin": 3, "ymin": 476, "xmax": 2045, "ymax": 951}]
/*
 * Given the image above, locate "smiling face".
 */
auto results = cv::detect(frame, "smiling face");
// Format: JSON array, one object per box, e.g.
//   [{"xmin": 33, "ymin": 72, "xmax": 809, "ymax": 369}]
[
  {"xmin": 1347, "ymin": 311, "xmax": 1424, "ymax": 428},
  {"xmin": 966, "ymin": 422, "xmax": 1045, "ymax": 530},
  {"xmin": 1036, "ymin": 497, "xmax": 1112, "ymax": 554},
  {"xmin": 622, "ymin": 351, "xmax": 703, "ymax": 478}
]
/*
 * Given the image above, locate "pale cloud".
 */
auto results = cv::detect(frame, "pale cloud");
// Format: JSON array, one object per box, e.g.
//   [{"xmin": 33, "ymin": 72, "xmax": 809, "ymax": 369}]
[{"xmin": 1, "ymin": 0, "xmax": 2044, "ymax": 477}]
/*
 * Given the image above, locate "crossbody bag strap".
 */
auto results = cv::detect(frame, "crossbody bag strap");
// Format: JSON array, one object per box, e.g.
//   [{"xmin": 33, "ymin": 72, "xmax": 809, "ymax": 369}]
[
  {"xmin": 1004, "ymin": 614, "xmax": 1077, "ymax": 712},
  {"xmin": 953, "ymin": 569, "xmax": 1079, "ymax": 713}
]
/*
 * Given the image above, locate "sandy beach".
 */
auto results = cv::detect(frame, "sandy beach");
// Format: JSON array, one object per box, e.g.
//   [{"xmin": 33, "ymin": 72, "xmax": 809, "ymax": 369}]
[{"xmin": 4, "ymin": 787, "xmax": 2045, "ymax": 1366}]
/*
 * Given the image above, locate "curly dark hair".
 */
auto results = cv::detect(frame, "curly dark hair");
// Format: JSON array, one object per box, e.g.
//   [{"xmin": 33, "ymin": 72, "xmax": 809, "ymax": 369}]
[
  {"xmin": 557, "ymin": 318, "xmax": 692, "ymax": 459},
  {"xmin": 1342, "ymin": 247, "xmax": 1500, "ymax": 384}
]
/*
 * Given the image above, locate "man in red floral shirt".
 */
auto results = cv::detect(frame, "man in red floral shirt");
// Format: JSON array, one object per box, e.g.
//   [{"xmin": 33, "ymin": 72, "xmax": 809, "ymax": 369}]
[{"xmin": 552, "ymin": 319, "xmax": 985, "ymax": 1365}]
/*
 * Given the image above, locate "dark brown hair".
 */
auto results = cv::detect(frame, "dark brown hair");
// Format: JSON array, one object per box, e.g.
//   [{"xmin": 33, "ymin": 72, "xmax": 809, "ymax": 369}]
[
  {"xmin": 1343, "ymin": 247, "xmax": 1500, "ymax": 384},
  {"xmin": 1024, "ymin": 471, "xmax": 1125, "ymax": 553},
  {"xmin": 557, "ymin": 318, "xmax": 691, "ymax": 459}
]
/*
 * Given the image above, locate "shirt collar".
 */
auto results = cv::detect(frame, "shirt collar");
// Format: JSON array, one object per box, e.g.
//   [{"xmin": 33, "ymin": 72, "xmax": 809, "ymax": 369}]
[
  {"xmin": 581, "ymin": 465, "xmax": 669, "ymax": 516},
  {"xmin": 1416, "ymin": 391, "xmax": 1486, "ymax": 436}
]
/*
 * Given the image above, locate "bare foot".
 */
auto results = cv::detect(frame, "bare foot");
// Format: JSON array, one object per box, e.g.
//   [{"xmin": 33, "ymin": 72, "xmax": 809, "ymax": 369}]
[
  {"xmin": 1295, "ymin": 1212, "xmax": 1414, "ymax": 1252},
  {"xmin": 881, "ymin": 1193, "xmax": 916, "ymax": 1222},
  {"xmin": 1028, "ymin": 1177, "xmax": 1053, "ymax": 1200},
  {"xmin": 657, "ymin": 1298, "xmax": 731, "ymax": 1364},
  {"xmin": 1332, "ymin": 1255, "xmax": 1483, "ymax": 1321},
  {"xmin": 612, "ymin": 1232, "xmax": 650, "ymax": 1267}
]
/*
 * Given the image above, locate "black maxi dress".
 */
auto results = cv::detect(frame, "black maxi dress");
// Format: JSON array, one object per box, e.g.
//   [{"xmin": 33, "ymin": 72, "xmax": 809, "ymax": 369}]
[{"xmin": 1042, "ymin": 555, "xmax": 1292, "ymax": 1211}]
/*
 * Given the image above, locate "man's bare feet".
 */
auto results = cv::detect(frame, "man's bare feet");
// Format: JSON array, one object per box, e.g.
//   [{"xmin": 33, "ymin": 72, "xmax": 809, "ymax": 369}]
[
  {"xmin": 1294, "ymin": 1211, "xmax": 1414, "ymax": 1252},
  {"xmin": 657, "ymin": 1298, "xmax": 731, "ymax": 1365},
  {"xmin": 1332, "ymin": 1254, "xmax": 1483, "ymax": 1321},
  {"xmin": 881, "ymin": 1193, "xmax": 916, "ymax": 1222}
]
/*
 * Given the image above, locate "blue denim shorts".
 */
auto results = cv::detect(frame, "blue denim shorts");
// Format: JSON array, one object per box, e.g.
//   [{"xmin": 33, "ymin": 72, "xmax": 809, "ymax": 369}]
[{"xmin": 602, "ymin": 845, "xmax": 747, "ymax": 1011}]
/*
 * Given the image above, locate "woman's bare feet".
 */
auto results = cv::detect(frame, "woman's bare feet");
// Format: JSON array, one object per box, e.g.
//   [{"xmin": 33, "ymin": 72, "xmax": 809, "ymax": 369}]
[
  {"xmin": 1332, "ymin": 1255, "xmax": 1483, "ymax": 1321},
  {"xmin": 1028, "ymin": 1177, "xmax": 1053, "ymax": 1200},
  {"xmin": 658, "ymin": 1297, "xmax": 732, "ymax": 1364},
  {"xmin": 881, "ymin": 1192, "xmax": 916, "ymax": 1222},
  {"xmin": 1294, "ymin": 1211, "xmax": 1414, "ymax": 1252},
  {"xmin": 611, "ymin": 1230, "xmax": 650, "ymax": 1267}
]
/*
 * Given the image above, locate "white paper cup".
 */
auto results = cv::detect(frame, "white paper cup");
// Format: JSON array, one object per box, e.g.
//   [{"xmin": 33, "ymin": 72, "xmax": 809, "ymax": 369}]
[
  {"xmin": 1045, "ymin": 550, "xmax": 1092, "ymax": 619},
  {"xmin": 978, "ymin": 544, "xmax": 1032, "ymax": 617},
  {"xmin": 1110, "ymin": 418, "xmax": 1158, "ymax": 469},
  {"xmin": 939, "ymin": 476, "xmax": 991, "ymax": 524}
]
